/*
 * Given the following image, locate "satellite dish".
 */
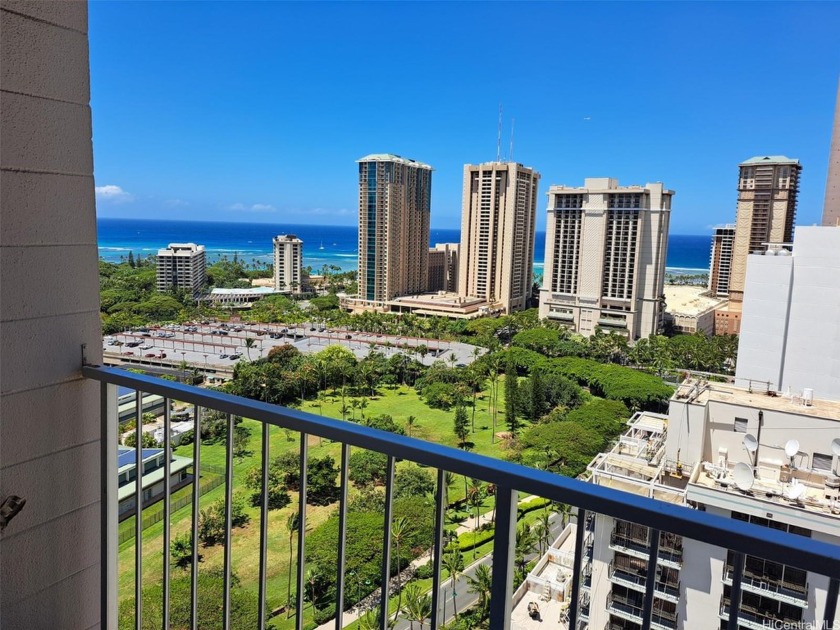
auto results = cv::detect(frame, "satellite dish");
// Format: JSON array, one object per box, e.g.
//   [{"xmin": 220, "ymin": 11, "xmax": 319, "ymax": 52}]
[
  {"xmin": 785, "ymin": 481, "xmax": 805, "ymax": 501},
  {"xmin": 831, "ymin": 438, "xmax": 840, "ymax": 456},
  {"xmin": 743, "ymin": 434, "xmax": 758, "ymax": 453},
  {"xmin": 733, "ymin": 463, "xmax": 754, "ymax": 492},
  {"xmin": 785, "ymin": 439, "xmax": 800, "ymax": 459}
]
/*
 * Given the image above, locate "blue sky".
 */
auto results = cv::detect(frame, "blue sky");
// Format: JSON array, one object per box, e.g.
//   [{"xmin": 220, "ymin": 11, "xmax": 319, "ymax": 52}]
[{"xmin": 90, "ymin": 1, "xmax": 839, "ymax": 233}]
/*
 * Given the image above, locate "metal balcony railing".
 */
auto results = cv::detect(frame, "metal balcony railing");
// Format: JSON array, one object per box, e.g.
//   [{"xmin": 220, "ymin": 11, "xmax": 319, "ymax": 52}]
[{"xmin": 85, "ymin": 366, "xmax": 840, "ymax": 630}]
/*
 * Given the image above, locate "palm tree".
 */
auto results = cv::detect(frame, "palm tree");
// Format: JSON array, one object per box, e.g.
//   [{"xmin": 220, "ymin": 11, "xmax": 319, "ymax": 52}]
[
  {"xmin": 358, "ymin": 608, "xmax": 382, "ymax": 630},
  {"xmin": 442, "ymin": 549, "xmax": 464, "ymax": 621},
  {"xmin": 442, "ymin": 471, "xmax": 455, "ymax": 509},
  {"xmin": 466, "ymin": 564, "xmax": 493, "ymax": 618},
  {"xmin": 358, "ymin": 398, "xmax": 369, "ymax": 421},
  {"xmin": 401, "ymin": 583, "xmax": 432, "ymax": 630},
  {"xmin": 515, "ymin": 523, "xmax": 536, "ymax": 575},
  {"xmin": 467, "ymin": 478, "xmax": 484, "ymax": 532},
  {"xmin": 534, "ymin": 511, "xmax": 552, "ymax": 555},
  {"xmin": 244, "ymin": 337, "xmax": 255, "ymax": 360},
  {"xmin": 286, "ymin": 511, "xmax": 300, "ymax": 618},
  {"xmin": 406, "ymin": 415, "xmax": 416, "ymax": 437},
  {"xmin": 391, "ymin": 517, "xmax": 410, "ymax": 621}
]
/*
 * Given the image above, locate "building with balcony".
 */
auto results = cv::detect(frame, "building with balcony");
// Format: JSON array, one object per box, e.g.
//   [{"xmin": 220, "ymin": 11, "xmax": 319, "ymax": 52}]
[
  {"xmin": 581, "ymin": 382, "xmax": 840, "ymax": 630},
  {"xmin": 715, "ymin": 156, "xmax": 801, "ymax": 334},
  {"xmin": 156, "ymin": 243, "xmax": 207, "ymax": 296},
  {"xmin": 458, "ymin": 162, "xmax": 541, "ymax": 314},
  {"xmin": 538, "ymin": 178, "xmax": 673, "ymax": 340},
  {"xmin": 428, "ymin": 242, "xmax": 459, "ymax": 293},
  {"xmin": 355, "ymin": 153, "xmax": 432, "ymax": 309},
  {"xmin": 708, "ymin": 225, "xmax": 735, "ymax": 297},
  {"xmin": 273, "ymin": 233, "xmax": 305, "ymax": 294}
]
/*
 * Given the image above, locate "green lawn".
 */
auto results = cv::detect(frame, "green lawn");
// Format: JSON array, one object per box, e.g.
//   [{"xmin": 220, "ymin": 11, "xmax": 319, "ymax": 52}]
[{"xmin": 118, "ymin": 380, "xmax": 518, "ymax": 627}]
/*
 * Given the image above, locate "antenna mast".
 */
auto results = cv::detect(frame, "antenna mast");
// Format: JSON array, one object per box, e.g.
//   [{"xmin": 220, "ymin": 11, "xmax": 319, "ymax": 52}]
[
  {"xmin": 496, "ymin": 103, "xmax": 503, "ymax": 162},
  {"xmin": 509, "ymin": 118, "xmax": 515, "ymax": 163}
]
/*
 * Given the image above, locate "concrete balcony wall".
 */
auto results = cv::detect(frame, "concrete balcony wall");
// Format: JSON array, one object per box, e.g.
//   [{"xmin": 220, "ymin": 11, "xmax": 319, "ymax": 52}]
[{"xmin": 0, "ymin": 1, "xmax": 102, "ymax": 627}]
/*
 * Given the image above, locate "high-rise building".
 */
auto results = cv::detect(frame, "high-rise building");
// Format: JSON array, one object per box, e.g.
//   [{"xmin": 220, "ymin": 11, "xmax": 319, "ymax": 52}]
[
  {"xmin": 273, "ymin": 234, "xmax": 304, "ymax": 294},
  {"xmin": 458, "ymin": 162, "xmax": 540, "ymax": 314},
  {"xmin": 427, "ymin": 243, "xmax": 459, "ymax": 293},
  {"xmin": 823, "ymin": 80, "xmax": 840, "ymax": 227},
  {"xmin": 357, "ymin": 154, "xmax": 432, "ymax": 304},
  {"xmin": 156, "ymin": 243, "xmax": 206, "ymax": 296},
  {"xmin": 714, "ymin": 156, "xmax": 801, "ymax": 335},
  {"xmin": 538, "ymin": 178, "xmax": 672, "ymax": 340},
  {"xmin": 729, "ymin": 156, "xmax": 801, "ymax": 303},
  {"xmin": 708, "ymin": 225, "xmax": 735, "ymax": 296}
]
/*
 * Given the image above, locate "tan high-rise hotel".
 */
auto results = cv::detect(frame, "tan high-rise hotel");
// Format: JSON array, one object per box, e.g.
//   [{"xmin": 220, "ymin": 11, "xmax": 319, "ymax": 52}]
[
  {"xmin": 458, "ymin": 162, "xmax": 540, "ymax": 314},
  {"xmin": 538, "ymin": 178, "xmax": 672, "ymax": 340},
  {"xmin": 357, "ymin": 154, "xmax": 432, "ymax": 304}
]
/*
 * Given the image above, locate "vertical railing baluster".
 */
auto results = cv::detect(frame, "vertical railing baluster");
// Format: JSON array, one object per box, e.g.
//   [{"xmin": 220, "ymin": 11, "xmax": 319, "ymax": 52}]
[
  {"xmin": 257, "ymin": 422, "xmax": 270, "ymax": 630},
  {"xmin": 488, "ymin": 487, "xmax": 517, "ymax": 630},
  {"xmin": 567, "ymin": 508, "xmax": 587, "ymax": 630},
  {"xmin": 335, "ymin": 443, "xmax": 350, "ymax": 630},
  {"xmin": 825, "ymin": 577, "xmax": 839, "ymax": 628},
  {"xmin": 222, "ymin": 413, "xmax": 234, "ymax": 630},
  {"xmin": 190, "ymin": 405, "xmax": 202, "ymax": 630},
  {"xmin": 101, "ymin": 382, "xmax": 118, "ymax": 630},
  {"xmin": 379, "ymin": 456, "xmax": 395, "ymax": 630},
  {"xmin": 726, "ymin": 551, "xmax": 745, "ymax": 630},
  {"xmin": 430, "ymin": 469, "xmax": 446, "ymax": 630},
  {"xmin": 640, "ymin": 528, "xmax": 660, "ymax": 630},
  {"xmin": 296, "ymin": 433, "xmax": 308, "ymax": 630},
  {"xmin": 162, "ymin": 398, "xmax": 172, "ymax": 630},
  {"xmin": 135, "ymin": 389, "xmax": 143, "ymax": 630}
]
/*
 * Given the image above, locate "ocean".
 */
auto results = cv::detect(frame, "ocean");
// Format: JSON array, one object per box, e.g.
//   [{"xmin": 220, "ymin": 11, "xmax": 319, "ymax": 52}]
[{"xmin": 97, "ymin": 218, "xmax": 711, "ymax": 274}]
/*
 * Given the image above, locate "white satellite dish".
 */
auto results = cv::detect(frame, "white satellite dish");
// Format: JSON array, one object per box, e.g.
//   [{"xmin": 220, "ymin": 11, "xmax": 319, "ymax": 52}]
[
  {"xmin": 733, "ymin": 463, "xmax": 755, "ymax": 492},
  {"xmin": 785, "ymin": 439, "xmax": 800, "ymax": 459},
  {"xmin": 785, "ymin": 481, "xmax": 806, "ymax": 501},
  {"xmin": 743, "ymin": 434, "xmax": 758, "ymax": 453},
  {"xmin": 831, "ymin": 438, "xmax": 840, "ymax": 456}
]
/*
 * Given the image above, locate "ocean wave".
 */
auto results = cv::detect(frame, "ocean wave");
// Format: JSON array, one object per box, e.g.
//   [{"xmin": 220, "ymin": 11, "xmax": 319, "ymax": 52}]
[{"xmin": 665, "ymin": 267, "xmax": 709, "ymax": 274}]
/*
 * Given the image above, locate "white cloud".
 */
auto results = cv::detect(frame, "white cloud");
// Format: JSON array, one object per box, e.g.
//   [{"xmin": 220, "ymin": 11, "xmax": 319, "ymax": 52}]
[
  {"xmin": 251, "ymin": 203, "xmax": 276, "ymax": 212},
  {"xmin": 228, "ymin": 202, "xmax": 277, "ymax": 212},
  {"xmin": 165, "ymin": 199, "xmax": 189, "ymax": 208},
  {"xmin": 95, "ymin": 184, "xmax": 134, "ymax": 203}
]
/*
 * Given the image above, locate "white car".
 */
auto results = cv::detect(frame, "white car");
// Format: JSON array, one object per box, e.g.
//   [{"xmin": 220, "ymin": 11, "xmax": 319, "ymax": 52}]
[{"xmin": 140, "ymin": 344, "xmax": 153, "ymax": 350}]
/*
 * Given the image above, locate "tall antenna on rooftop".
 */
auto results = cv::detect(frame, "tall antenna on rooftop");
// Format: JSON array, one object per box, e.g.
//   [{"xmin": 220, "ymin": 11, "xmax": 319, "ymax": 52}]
[
  {"xmin": 509, "ymin": 118, "xmax": 515, "ymax": 163},
  {"xmin": 496, "ymin": 103, "xmax": 503, "ymax": 162}
]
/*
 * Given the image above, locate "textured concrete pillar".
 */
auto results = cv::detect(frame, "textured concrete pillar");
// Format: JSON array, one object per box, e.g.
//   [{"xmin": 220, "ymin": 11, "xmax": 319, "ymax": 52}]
[{"xmin": 0, "ymin": 1, "xmax": 103, "ymax": 627}]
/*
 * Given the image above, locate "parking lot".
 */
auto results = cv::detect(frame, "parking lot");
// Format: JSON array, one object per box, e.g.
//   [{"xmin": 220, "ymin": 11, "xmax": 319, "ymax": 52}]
[{"xmin": 103, "ymin": 321, "xmax": 484, "ymax": 378}]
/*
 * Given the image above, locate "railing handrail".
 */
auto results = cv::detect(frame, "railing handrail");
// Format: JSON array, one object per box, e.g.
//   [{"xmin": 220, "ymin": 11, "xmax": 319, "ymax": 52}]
[{"xmin": 83, "ymin": 365, "xmax": 840, "ymax": 578}]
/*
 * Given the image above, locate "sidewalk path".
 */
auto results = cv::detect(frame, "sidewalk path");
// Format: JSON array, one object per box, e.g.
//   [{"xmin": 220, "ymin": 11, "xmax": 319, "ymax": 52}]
[{"xmin": 314, "ymin": 495, "xmax": 547, "ymax": 630}]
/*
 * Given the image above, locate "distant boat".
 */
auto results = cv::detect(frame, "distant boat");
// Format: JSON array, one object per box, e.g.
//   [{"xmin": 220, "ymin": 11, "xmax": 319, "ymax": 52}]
[
  {"xmin": 319, "ymin": 240, "xmax": 324, "ymax": 250},
  {"xmin": 332, "ymin": 243, "xmax": 336, "ymax": 246}
]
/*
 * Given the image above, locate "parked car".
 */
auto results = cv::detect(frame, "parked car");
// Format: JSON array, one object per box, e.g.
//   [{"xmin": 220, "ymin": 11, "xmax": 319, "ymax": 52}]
[
  {"xmin": 124, "ymin": 351, "xmax": 134, "ymax": 356},
  {"xmin": 220, "ymin": 353, "xmax": 228, "ymax": 359},
  {"xmin": 144, "ymin": 353, "xmax": 156, "ymax": 358},
  {"xmin": 229, "ymin": 354, "xmax": 241, "ymax": 360},
  {"xmin": 158, "ymin": 353, "xmax": 167, "ymax": 359}
]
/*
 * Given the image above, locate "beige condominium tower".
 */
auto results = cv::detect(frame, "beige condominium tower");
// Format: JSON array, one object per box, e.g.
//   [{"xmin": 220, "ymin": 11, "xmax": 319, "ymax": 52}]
[
  {"xmin": 823, "ymin": 80, "xmax": 840, "ymax": 226},
  {"xmin": 708, "ymin": 224, "xmax": 735, "ymax": 297},
  {"xmin": 156, "ymin": 243, "xmax": 207, "ymax": 296},
  {"xmin": 273, "ymin": 234, "xmax": 304, "ymax": 294},
  {"xmin": 356, "ymin": 154, "xmax": 432, "ymax": 304},
  {"xmin": 538, "ymin": 178, "xmax": 673, "ymax": 340},
  {"xmin": 715, "ymin": 156, "xmax": 801, "ymax": 334},
  {"xmin": 458, "ymin": 162, "xmax": 540, "ymax": 313}
]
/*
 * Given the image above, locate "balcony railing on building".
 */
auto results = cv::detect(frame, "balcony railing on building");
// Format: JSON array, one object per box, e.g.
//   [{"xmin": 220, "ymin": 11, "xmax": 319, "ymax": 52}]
[{"xmin": 85, "ymin": 366, "xmax": 840, "ymax": 630}]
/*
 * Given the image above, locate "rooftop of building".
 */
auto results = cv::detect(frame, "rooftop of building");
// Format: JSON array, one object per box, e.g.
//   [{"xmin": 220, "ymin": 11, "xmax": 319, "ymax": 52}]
[
  {"xmin": 511, "ymin": 523, "xmax": 577, "ymax": 630},
  {"xmin": 356, "ymin": 153, "xmax": 433, "ymax": 169},
  {"xmin": 674, "ymin": 378, "xmax": 840, "ymax": 422},
  {"xmin": 587, "ymin": 412, "xmax": 689, "ymax": 505},
  {"xmin": 664, "ymin": 286, "xmax": 728, "ymax": 317},
  {"xmin": 159, "ymin": 243, "xmax": 204, "ymax": 252},
  {"xmin": 209, "ymin": 287, "xmax": 278, "ymax": 296},
  {"xmin": 740, "ymin": 155, "xmax": 800, "ymax": 165},
  {"xmin": 546, "ymin": 178, "xmax": 674, "ymax": 195},
  {"xmin": 273, "ymin": 234, "xmax": 302, "ymax": 242}
]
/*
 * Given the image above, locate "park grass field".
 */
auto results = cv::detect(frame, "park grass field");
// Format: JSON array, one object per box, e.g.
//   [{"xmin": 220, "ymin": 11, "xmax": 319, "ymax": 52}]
[{"xmin": 118, "ymin": 381, "xmax": 516, "ymax": 627}]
